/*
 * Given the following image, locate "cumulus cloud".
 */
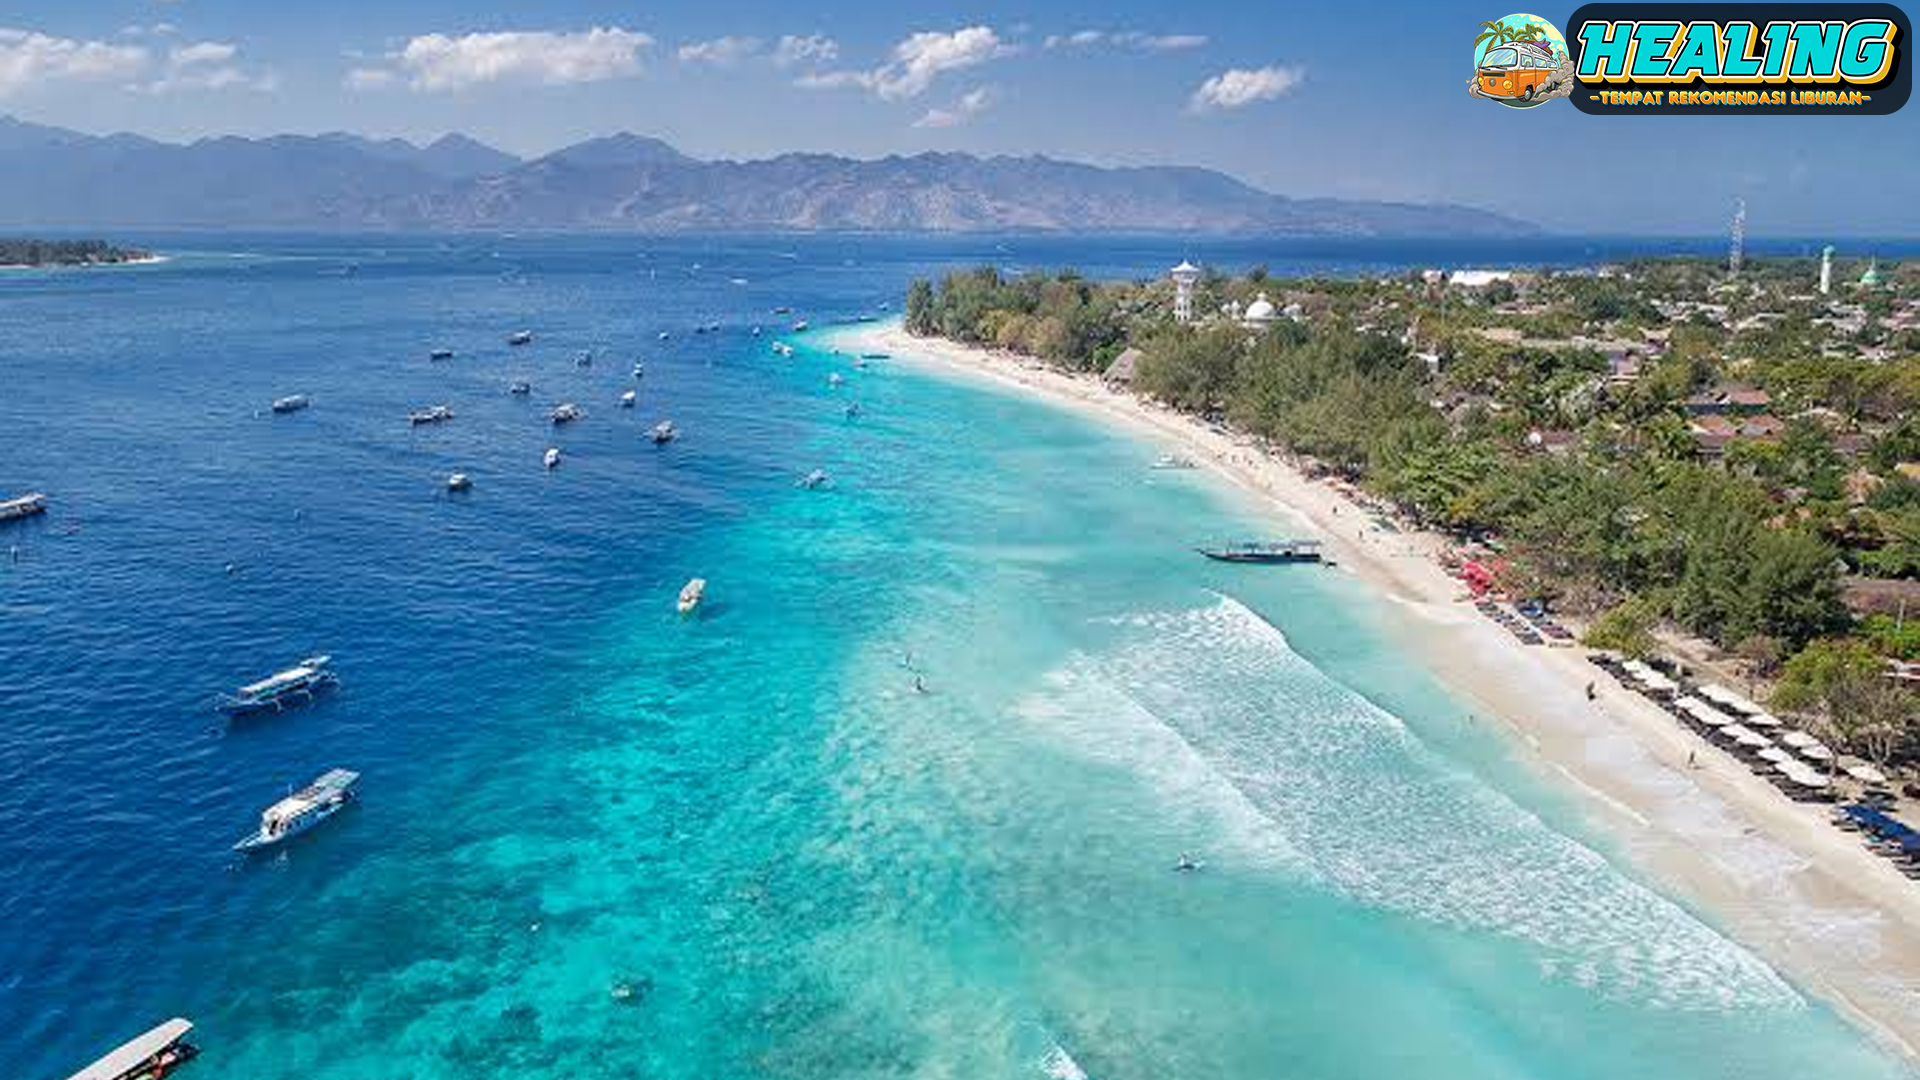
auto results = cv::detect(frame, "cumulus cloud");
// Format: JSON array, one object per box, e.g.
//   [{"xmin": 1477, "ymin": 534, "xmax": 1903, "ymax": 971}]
[
  {"xmin": 384, "ymin": 27, "xmax": 654, "ymax": 92},
  {"xmin": 677, "ymin": 35, "xmax": 761, "ymax": 66},
  {"xmin": 0, "ymin": 28, "xmax": 148, "ymax": 95},
  {"xmin": 342, "ymin": 66, "xmax": 397, "ymax": 91},
  {"xmin": 1189, "ymin": 64, "xmax": 1303, "ymax": 110},
  {"xmin": 1043, "ymin": 29, "xmax": 1207, "ymax": 51},
  {"xmin": 143, "ymin": 39, "xmax": 275, "ymax": 93},
  {"xmin": 913, "ymin": 86, "xmax": 994, "ymax": 128},
  {"xmin": 799, "ymin": 26, "xmax": 1011, "ymax": 100},
  {"xmin": 772, "ymin": 33, "xmax": 837, "ymax": 67}
]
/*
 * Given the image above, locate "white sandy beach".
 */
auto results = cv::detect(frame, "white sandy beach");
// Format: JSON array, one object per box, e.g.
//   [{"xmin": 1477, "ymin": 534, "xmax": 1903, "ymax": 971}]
[{"xmin": 844, "ymin": 320, "xmax": 1920, "ymax": 1057}]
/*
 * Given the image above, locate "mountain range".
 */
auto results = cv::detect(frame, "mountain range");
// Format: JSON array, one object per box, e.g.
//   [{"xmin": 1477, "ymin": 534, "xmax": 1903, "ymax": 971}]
[{"xmin": 0, "ymin": 116, "xmax": 1536, "ymax": 237}]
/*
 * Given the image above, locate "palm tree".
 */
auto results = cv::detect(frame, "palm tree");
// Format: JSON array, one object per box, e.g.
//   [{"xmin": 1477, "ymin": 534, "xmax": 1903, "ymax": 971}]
[{"xmin": 1476, "ymin": 17, "xmax": 1550, "ymax": 57}]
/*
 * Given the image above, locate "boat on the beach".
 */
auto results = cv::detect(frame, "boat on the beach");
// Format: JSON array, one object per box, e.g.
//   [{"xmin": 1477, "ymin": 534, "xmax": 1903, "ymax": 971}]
[
  {"xmin": 408, "ymin": 404, "xmax": 454, "ymax": 426},
  {"xmin": 217, "ymin": 655, "xmax": 337, "ymax": 715},
  {"xmin": 1, "ymin": 492, "xmax": 49, "ymax": 523},
  {"xmin": 64, "ymin": 1017, "xmax": 198, "ymax": 1080},
  {"xmin": 544, "ymin": 447, "xmax": 562, "ymax": 470},
  {"xmin": 677, "ymin": 577, "xmax": 706, "ymax": 615},
  {"xmin": 1197, "ymin": 540, "xmax": 1324, "ymax": 564},
  {"xmin": 507, "ymin": 330, "xmax": 533, "ymax": 346},
  {"xmin": 1152, "ymin": 454, "xmax": 1197, "ymax": 470},
  {"xmin": 550, "ymin": 402, "xmax": 584, "ymax": 425},
  {"xmin": 232, "ymin": 768, "xmax": 358, "ymax": 852},
  {"xmin": 798, "ymin": 469, "xmax": 830, "ymax": 489},
  {"xmin": 509, "ymin": 380, "xmax": 531, "ymax": 396},
  {"xmin": 619, "ymin": 390, "xmax": 636, "ymax": 409},
  {"xmin": 269, "ymin": 395, "xmax": 310, "ymax": 414},
  {"xmin": 651, "ymin": 420, "xmax": 677, "ymax": 445},
  {"xmin": 446, "ymin": 472, "xmax": 472, "ymax": 492},
  {"xmin": 429, "ymin": 347, "xmax": 454, "ymax": 360}
]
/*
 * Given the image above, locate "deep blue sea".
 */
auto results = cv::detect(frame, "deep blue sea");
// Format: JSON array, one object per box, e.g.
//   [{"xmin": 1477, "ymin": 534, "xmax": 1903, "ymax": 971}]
[{"xmin": 4, "ymin": 234, "xmax": 1916, "ymax": 1080}]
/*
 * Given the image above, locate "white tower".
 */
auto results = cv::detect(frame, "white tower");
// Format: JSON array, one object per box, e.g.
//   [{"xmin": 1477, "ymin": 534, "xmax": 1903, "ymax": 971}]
[
  {"xmin": 1171, "ymin": 260, "xmax": 1201, "ymax": 324},
  {"xmin": 1728, "ymin": 198, "xmax": 1746, "ymax": 277},
  {"xmin": 1820, "ymin": 245, "xmax": 1834, "ymax": 295}
]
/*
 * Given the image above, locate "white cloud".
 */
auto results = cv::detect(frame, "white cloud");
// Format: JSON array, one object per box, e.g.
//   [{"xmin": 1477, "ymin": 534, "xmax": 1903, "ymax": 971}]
[
  {"xmin": 772, "ymin": 33, "xmax": 837, "ymax": 67},
  {"xmin": 144, "ymin": 39, "xmax": 275, "ymax": 94},
  {"xmin": 677, "ymin": 35, "xmax": 760, "ymax": 66},
  {"xmin": 119, "ymin": 23, "xmax": 178, "ymax": 39},
  {"xmin": 390, "ymin": 27, "xmax": 653, "ymax": 92},
  {"xmin": 343, "ymin": 66, "xmax": 396, "ymax": 91},
  {"xmin": 799, "ymin": 26, "xmax": 1011, "ymax": 100},
  {"xmin": 913, "ymin": 85, "xmax": 994, "ymax": 128},
  {"xmin": 0, "ymin": 28, "xmax": 148, "ymax": 96},
  {"xmin": 1044, "ymin": 29, "xmax": 1207, "ymax": 51},
  {"xmin": 1189, "ymin": 64, "xmax": 1303, "ymax": 110}
]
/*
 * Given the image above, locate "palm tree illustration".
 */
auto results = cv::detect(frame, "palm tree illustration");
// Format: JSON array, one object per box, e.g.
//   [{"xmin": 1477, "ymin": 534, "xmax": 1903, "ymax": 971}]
[{"xmin": 1475, "ymin": 18, "xmax": 1550, "ymax": 58}]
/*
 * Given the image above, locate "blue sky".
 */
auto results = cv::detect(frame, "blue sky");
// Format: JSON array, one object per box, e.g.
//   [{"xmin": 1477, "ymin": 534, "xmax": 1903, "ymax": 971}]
[{"xmin": 1, "ymin": 0, "xmax": 1913, "ymax": 235}]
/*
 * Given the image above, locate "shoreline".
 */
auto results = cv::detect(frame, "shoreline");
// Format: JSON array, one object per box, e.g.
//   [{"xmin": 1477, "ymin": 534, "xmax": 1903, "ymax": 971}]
[{"xmin": 838, "ymin": 320, "xmax": 1920, "ymax": 1058}]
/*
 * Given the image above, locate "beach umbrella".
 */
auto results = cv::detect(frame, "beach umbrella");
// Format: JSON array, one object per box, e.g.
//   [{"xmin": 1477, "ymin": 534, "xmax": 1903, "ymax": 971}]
[
  {"xmin": 1780, "ymin": 730, "xmax": 1818, "ymax": 749},
  {"xmin": 1757, "ymin": 746, "xmax": 1791, "ymax": 764},
  {"xmin": 1847, "ymin": 763, "xmax": 1890, "ymax": 786},
  {"xmin": 1798, "ymin": 742, "xmax": 1835, "ymax": 763},
  {"xmin": 1733, "ymin": 728, "xmax": 1772, "ymax": 750},
  {"xmin": 1744, "ymin": 711, "xmax": 1783, "ymax": 729}
]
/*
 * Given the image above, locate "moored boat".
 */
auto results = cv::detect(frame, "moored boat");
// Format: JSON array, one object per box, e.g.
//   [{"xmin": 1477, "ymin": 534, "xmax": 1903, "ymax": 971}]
[
  {"xmin": 544, "ymin": 447, "xmax": 562, "ymax": 470},
  {"xmin": 797, "ymin": 469, "xmax": 830, "ymax": 490},
  {"xmin": 429, "ymin": 347, "xmax": 455, "ymax": 360},
  {"xmin": 217, "ymin": 655, "xmax": 337, "ymax": 715},
  {"xmin": 1197, "ymin": 540, "xmax": 1324, "ymax": 564},
  {"xmin": 827, "ymin": 372, "xmax": 845, "ymax": 387},
  {"xmin": 507, "ymin": 330, "xmax": 533, "ymax": 346},
  {"xmin": 446, "ymin": 472, "xmax": 472, "ymax": 492},
  {"xmin": 792, "ymin": 320, "xmax": 809, "ymax": 331},
  {"xmin": 270, "ymin": 394, "xmax": 310, "ymax": 414},
  {"xmin": 64, "ymin": 1017, "xmax": 198, "ymax": 1080},
  {"xmin": 650, "ymin": 420, "xmax": 677, "ymax": 445},
  {"xmin": 550, "ymin": 402, "xmax": 584, "ymax": 425},
  {"xmin": 677, "ymin": 577, "xmax": 706, "ymax": 615},
  {"xmin": 619, "ymin": 390, "xmax": 636, "ymax": 408},
  {"xmin": 771, "ymin": 342, "xmax": 794, "ymax": 357},
  {"xmin": 509, "ymin": 379, "xmax": 532, "ymax": 395},
  {"xmin": 1151, "ymin": 454, "xmax": 1197, "ymax": 470},
  {"xmin": 232, "ymin": 768, "xmax": 358, "ymax": 852},
  {"xmin": 1, "ymin": 491, "xmax": 50, "ymax": 522},
  {"xmin": 408, "ymin": 404, "xmax": 454, "ymax": 425}
]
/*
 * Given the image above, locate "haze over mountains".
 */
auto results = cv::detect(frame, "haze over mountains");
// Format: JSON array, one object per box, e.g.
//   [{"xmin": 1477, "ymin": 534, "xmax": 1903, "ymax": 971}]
[{"xmin": 0, "ymin": 116, "xmax": 1536, "ymax": 237}]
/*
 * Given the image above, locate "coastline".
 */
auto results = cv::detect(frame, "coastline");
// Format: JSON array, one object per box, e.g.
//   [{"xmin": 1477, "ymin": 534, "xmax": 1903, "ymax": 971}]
[
  {"xmin": 839, "ymin": 319, "xmax": 1920, "ymax": 1058},
  {"xmin": 0, "ymin": 253, "xmax": 168, "ymax": 271}
]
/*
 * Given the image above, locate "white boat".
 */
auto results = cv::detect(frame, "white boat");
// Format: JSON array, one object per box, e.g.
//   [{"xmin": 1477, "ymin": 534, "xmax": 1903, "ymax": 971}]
[
  {"xmin": 798, "ymin": 469, "xmax": 830, "ymax": 489},
  {"xmin": 509, "ymin": 380, "xmax": 531, "ymax": 395},
  {"xmin": 631, "ymin": 363, "xmax": 645, "ymax": 379},
  {"xmin": 677, "ymin": 577, "xmax": 706, "ymax": 615},
  {"xmin": 64, "ymin": 1018, "xmax": 198, "ymax": 1080},
  {"xmin": 508, "ymin": 330, "xmax": 533, "ymax": 346},
  {"xmin": 828, "ymin": 373, "xmax": 845, "ymax": 387},
  {"xmin": 233, "ymin": 768, "xmax": 358, "ymax": 852},
  {"xmin": 550, "ymin": 402, "xmax": 584, "ymax": 424},
  {"xmin": 1, "ymin": 492, "xmax": 49, "ymax": 522},
  {"xmin": 408, "ymin": 404, "xmax": 454, "ymax": 426},
  {"xmin": 792, "ymin": 320, "xmax": 809, "ymax": 331},
  {"xmin": 270, "ymin": 394, "xmax": 310, "ymax": 414},
  {"xmin": 217, "ymin": 656, "xmax": 337, "ymax": 715},
  {"xmin": 619, "ymin": 390, "xmax": 636, "ymax": 408},
  {"xmin": 657, "ymin": 331, "xmax": 670, "ymax": 341},
  {"xmin": 771, "ymin": 342, "xmax": 794, "ymax": 357},
  {"xmin": 446, "ymin": 472, "xmax": 472, "ymax": 492},
  {"xmin": 544, "ymin": 447, "xmax": 562, "ymax": 470},
  {"xmin": 429, "ymin": 347, "xmax": 455, "ymax": 360},
  {"xmin": 750, "ymin": 326, "xmax": 762, "ymax": 337},
  {"xmin": 1151, "ymin": 454, "xmax": 1198, "ymax": 470},
  {"xmin": 651, "ymin": 420, "xmax": 677, "ymax": 445}
]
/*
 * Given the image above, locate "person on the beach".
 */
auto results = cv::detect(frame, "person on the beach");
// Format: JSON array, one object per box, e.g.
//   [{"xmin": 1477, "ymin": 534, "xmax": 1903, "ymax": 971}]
[{"xmin": 1585, "ymin": 681, "xmax": 1596, "ymax": 701}]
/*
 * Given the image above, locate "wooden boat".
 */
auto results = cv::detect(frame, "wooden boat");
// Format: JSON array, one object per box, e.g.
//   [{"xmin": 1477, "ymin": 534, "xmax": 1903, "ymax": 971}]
[
  {"xmin": 269, "ymin": 395, "xmax": 310, "ymax": 414},
  {"xmin": 1196, "ymin": 540, "xmax": 1324, "ymax": 565},
  {"xmin": 797, "ymin": 469, "xmax": 829, "ymax": 490},
  {"xmin": 217, "ymin": 656, "xmax": 337, "ymax": 715},
  {"xmin": 651, "ymin": 420, "xmax": 677, "ymax": 445},
  {"xmin": 408, "ymin": 404, "xmax": 454, "ymax": 426},
  {"xmin": 550, "ymin": 403, "xmax": 584, "ymax": 425},
  {"xmin": 1151, "ymin": 454, "xmax": 1197, "ymax": 470},
  {"xmin": 619, "ymin": 390, "xmax": 636, "ymax": 409},
  {"xmin": 509, "ymin": 380, "xmax": 532, "ymax": 396},
  {"xmin": 64, "ymin": 1018, "xmax": 198, "ymax": 1080},
  {"xmin": 429, "ymin": 347, "xmax": 455, "ymax": 360},
  {"xmin": 0, "ymin": 492, "xmax": 49, "ymax": 523},
  {"xmin": 446, "ymin": 472, "xmax": 472, "ymax": 492},
  {"xmin": 544, "ymin": 447, "xmax": 562, "ymax": 470},
  {"xmin": 507, "ymin": 330, "xmax": 533, "ymax": 346},
  {"xmin": 233, "ymin": 768, "xmax": 358, "ymax": 852},
  {"xmin": 677, "ymin": 577, "xmax": 706, "ymax": 615}
]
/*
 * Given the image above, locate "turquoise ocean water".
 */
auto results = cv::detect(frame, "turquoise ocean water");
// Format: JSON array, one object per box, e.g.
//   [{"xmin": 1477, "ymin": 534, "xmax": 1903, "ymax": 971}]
[{"xmin": 2, "ymin": 235, "xmax": 1915, "ymax": 1080}]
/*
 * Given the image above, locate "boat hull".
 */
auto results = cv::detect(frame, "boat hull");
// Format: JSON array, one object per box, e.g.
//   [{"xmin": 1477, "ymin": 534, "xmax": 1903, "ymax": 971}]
[
  {"xmin": 217, "ymin": 672, "xmax": 338, "ymax": 715},
  {"xmin": 233, "ymin": 794, "xmax": 351, "ymax": 852}
]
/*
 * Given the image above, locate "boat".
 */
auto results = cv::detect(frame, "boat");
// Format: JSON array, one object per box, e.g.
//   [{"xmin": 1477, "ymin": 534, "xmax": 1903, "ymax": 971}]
[
  {"xmin": 507, "ymin": 330, "xmax": 533, "ymax": 346},
  {"xmin": 1196, "ymin": 540, "xmax": 1325, "ymax": 565},
  {"xmin": 0, "ymin": 492, "xmax": 48, "ymax": 522},
  {"xmin": 64, "ymin": 1018, "xmax": 198, "ymax": 1080},
  {"xmin": 550, "ymin": 402, "xmax": 584, "ymax": 425},
  {"xmin": 797, "ymin": 469, "xmax": 830, "ymax": 490},
  {"xmin": 844, "ymin": 402, "xmax": 861, "ymax": 418},
  {"xmin": 771, "ymin": 342, "xmax": 794, "ymax": 357},
  {"xmin": 619, "ymin": 390, "xmax": 636, "ymax": 409},
  {"xmin": 429, "ymin": 347, "xmax": 455, "ymax": 360},
  {"xmin": 216, "ymin": 655, "xmax": 337, "ymax": 715},
  {"xmin": 773, "ymin": 306, "xmax": 792, "ymax": 315},
  {"xmin": 677, "ymin": 577, "xmax": 706, "ymax": 615},
  {"xmin": 750, "ymin": 326, "xmax": 762, "ymax": 337},
  {"xmin": 1151, "ymin": 454, "xmax": 1198, "ymax": 470},
  {"xmin": 792, "ymin": 320, "xmax": 809, "ymax": 332},
  {"xmin": 861, "ymin": 352, "xmax": 891, "ymax": 360},
  {"xmin": 827, "ymin": 372, "xmax": 845, "ymax": 387},
  {"xmin": 509, "ymin": 380, "xmax": 531, "ymax": 395},
  {"xmin": 408, "ymin": 404, "xmax": 454, "ymax": 425},
  {"xmin": 269, "ymin": 395, "xmax": 310, "ymax": 414},
  {"xmin": 631, "ymin": 363, "xmax": 645, "ymax": 379},
  {"xmin": 446, "ymin": 472, "xmax": 472, "ymax": 492},
  {"xmin": 544, "ymin": 447, "xmax": 562, "ymax": 470},
  {"xmin": 657, "ymin": 331, "xmax": 670, "ymax": 341},
  {"xmin": 650, "ymin": 420, "xmax": 677, "ymax": 445},
  {"xmin": 232, "ymin": 768, "xmax": 359, "ymax": 852},
  {"xmin": 575, "ymin": 352, "xmax": 594, "ymax": 368}
]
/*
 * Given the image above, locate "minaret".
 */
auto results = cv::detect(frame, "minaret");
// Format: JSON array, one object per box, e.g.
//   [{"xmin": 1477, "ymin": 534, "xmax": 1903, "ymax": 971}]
[
  {"xmin": 1728, "ymin": 198, "xmax": 1746, "ymax": 277},
  {"xmin": 1819, "ymin": 245, "xmax": 1834, "ymax": 295},
  {"xmin": 1171, "ymin": 260, "xmax": 1201, "ymax": 324}
]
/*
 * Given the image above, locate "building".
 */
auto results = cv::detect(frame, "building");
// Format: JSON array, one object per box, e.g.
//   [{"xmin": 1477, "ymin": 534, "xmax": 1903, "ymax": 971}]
[
  {"xmin": 1242, "ymin": 292, "xmax": 1279, "ymax": 330},
  {"xmin": 1820, "ymin": 245, "xmax": 1834, "ymax": 295},
  {"xmin": 1170, "ymin": 260, "xmax": 1201, "ymax": 324},
  {"xmin": 1447, "ymin": 269, "xmax": 1515, "ymax": 288}
]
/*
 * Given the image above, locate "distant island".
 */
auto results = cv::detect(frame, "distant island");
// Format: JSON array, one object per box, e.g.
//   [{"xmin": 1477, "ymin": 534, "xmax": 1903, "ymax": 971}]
[
  {"xmin": 0, "ymin": 115, "xmax": 1535, "ymax": 238},
  {"xmin": 0, "ymin": 238, "xmax": 154, "ymax": 268}
]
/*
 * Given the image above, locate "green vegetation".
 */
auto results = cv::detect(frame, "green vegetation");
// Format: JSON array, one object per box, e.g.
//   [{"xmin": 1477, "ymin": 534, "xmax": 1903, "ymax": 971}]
[
  {"xmin": 907, "ymin": 256, "xmax": 1919, "ymax": 757},
  {"xmin": 0, "ymin": 238, "xmax": 151, "ymax": 267}
]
